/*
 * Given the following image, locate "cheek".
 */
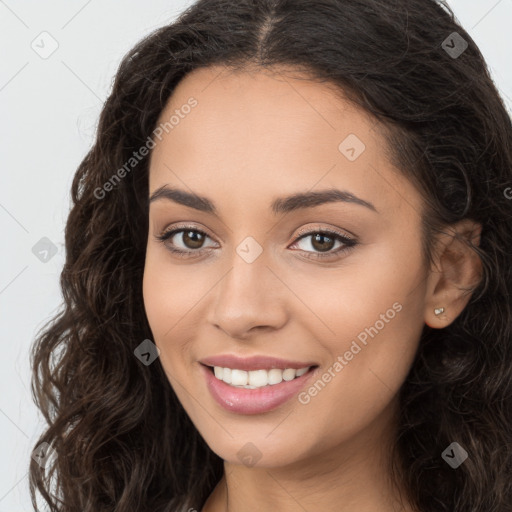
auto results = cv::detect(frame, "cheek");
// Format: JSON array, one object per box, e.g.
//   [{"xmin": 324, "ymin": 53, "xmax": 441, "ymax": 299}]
[
  {"xmin": 296, "ymin": 251, "xmax": 426, "ymax": 438},
  {"xmin": 142, "ymin": 254, "xmax": 196, "ymax": 404},
  {"xmin": 291, "ymin": 302, "xmax": 424, "ymax": 460},
  {"xmin": 288, "ymin": 236, "xmax": 426, "ymax": 345},
  {"xmin": 292, "ymin": 245, "xmax": 425, "ymax": 395},
  {"xmin": 142, "ymin": 250, "xmax": 192, "ymax": 374},
  {"xmin": 142, "ymin": 248, "xmax": 205, "ymax": 340},
  {"xmin": 142, "ymin": 247, "xmax": 223, "ymax": 388},
  {"xmin": 142, "ymin": 257, "xmax": 173, "ymax": 341}
]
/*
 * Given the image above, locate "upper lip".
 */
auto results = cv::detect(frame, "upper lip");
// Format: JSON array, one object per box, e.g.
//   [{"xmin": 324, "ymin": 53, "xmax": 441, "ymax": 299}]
[{"xmin": 199, "ymin": 354, "xmax": 317, "ymax": 371}]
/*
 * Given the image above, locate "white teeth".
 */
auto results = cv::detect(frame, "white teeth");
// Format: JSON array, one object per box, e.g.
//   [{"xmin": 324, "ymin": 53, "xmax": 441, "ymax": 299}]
[
  {"xmin": 223, "ymin": 367, "xmax": 232, "ymax": 384},
  {"xmin": 282, "ymin": 368, "xmax": 296, "ymax": 381},
  {"xmin": 268, "ymin": 368, "xmax": 283, "ymax": 385},
  {"xmin": 211, "ymin": 366, "xmax": 311, "ymax": 388},
  {"xmin": 249, "ymin": 369, "xmax": 268, "ymax": 387},
  {"xmin": 231, "ymin": 369, "xmax": 248, "ymax": 386}
]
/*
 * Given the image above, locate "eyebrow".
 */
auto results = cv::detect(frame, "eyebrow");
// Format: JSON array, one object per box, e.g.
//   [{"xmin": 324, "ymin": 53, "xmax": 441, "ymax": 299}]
[{"xmin": 149, "ymin": 186, "xmax": 378, "ymax": 215}]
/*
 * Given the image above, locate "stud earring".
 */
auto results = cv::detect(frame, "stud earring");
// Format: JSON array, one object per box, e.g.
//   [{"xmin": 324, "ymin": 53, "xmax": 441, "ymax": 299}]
[{"xmin": 434, "ymin": 307, "xmax": 445, "ymax": 316}]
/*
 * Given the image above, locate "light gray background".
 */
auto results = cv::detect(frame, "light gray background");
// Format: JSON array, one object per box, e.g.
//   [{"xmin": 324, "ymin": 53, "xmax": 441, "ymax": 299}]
[{"xmin": 1, "ymin": 1, "xmax": 511, "ymax": 510}]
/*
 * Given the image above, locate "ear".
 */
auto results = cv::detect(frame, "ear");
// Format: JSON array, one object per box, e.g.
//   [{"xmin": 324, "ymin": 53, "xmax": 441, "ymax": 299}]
[{"xmin": 424, "ymin": 219, "xmax": 483, "ymax": 329}]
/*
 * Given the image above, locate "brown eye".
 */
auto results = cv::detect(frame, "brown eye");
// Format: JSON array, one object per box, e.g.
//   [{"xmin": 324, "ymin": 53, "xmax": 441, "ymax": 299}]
[
  {"xmin": 289, "ymin": 229, "xmax": 358, "ymax": 261},
  {"xmin": 155, "ymin": 225, "xmax": 358, "ymax": 261},
  {"xmin": 310, "ymin": 233, "xmax": 336, "ymax": 252},
  {"xmin": 155, "ymin": 226, "xmax": 217, "ymax": 256},
  {"xmin": 180, "ymin": 230, "xmax": 206, "ymax": 249}
]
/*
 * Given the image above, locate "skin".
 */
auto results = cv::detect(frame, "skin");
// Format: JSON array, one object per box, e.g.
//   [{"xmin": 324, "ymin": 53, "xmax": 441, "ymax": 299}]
[{"xmin": 142, "ymin": 64, "xmax": 482, "ymax": 512}]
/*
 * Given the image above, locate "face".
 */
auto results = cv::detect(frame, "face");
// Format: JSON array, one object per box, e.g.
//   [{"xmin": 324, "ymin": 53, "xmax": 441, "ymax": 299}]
[{"xmin": 143, "ymin": 64, "xmax": 430, "ymax": 469}]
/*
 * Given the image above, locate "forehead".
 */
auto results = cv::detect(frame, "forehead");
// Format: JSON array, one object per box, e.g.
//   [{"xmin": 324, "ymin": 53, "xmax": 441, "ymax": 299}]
[{"xmin": 148, "ymin": 65, "xmax": 422, "ymax": 219}]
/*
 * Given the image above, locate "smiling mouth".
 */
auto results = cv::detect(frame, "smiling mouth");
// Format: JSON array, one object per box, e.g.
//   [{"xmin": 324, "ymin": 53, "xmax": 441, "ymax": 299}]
[{"xmin": 203, "ymin": 363, "xmax": 318, "ymax": 389}]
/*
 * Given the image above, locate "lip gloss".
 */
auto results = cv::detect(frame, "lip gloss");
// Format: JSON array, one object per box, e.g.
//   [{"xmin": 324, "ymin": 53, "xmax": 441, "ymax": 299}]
[{"xmin": 200, "ymin": 363, "xmax": 317, "ymax": 415}]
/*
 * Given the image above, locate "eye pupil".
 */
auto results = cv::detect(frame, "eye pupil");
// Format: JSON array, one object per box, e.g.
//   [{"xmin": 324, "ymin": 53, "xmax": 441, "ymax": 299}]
[
  {"xmin": 184, "ymin": 230, "xmax": 205, "ymax": 249},
  {"xmin": 311, "ymin": 233, "xmax": 335, "ymax": 252}
]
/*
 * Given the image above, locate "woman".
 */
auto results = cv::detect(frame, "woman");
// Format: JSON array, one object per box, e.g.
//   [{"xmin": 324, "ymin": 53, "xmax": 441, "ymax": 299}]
[{"xmin": 29, "ymin": 0, "xmax": 512, "ymax": 511}]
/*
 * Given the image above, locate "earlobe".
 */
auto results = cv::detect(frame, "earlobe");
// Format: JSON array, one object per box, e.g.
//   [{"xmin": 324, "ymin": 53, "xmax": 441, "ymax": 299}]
[{"xmin": 423, "ymin": 219, "xmax": 483, "ymax": 329}]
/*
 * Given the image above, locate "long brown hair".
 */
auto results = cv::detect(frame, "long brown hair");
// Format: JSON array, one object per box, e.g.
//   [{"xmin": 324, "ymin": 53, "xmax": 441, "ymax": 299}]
[{"xmin": 29, "ymin": 1, "xmax": 512, "ymax": 510}]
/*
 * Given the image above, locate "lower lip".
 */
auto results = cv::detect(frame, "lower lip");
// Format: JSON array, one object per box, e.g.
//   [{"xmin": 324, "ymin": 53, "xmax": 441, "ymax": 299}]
[{"xmin": 200, "ymin": 363, "xmax": 317, "ymax": 415}]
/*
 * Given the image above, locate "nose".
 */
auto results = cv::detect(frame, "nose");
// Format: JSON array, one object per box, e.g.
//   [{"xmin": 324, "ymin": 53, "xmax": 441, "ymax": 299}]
[{"xmin": 207, "ymin": 253, "xmax": 288, "ymax": 340}]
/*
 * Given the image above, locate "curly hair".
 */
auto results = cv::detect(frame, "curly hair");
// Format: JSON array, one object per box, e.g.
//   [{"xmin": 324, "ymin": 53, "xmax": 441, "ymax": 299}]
[{"xmin": 29, "ymin": 0, "xmax": 512, "ymax": 511}]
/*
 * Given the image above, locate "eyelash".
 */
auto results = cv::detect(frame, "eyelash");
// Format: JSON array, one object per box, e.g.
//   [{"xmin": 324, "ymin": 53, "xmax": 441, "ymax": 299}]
[{"xmin": 154, "ymin": 224, "xmax": 358, "ymax": 261}]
